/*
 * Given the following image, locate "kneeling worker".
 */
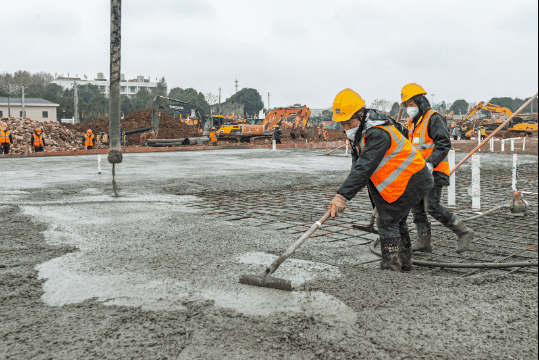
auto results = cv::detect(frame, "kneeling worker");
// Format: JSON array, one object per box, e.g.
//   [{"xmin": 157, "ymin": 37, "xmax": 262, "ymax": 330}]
[
  {"xmin": 209, "ymin": 127, "xmax": 218, "ymax": 146},
  {"xmin": 272, "ymin": 125, "xmax": 282, "ymax": 144},
  {"xmin": 328, "ymin": 89, "xmax": 433, "ymax": 271},
  {"xmin": 400, "ymin": 83, "xmax": 474, "ymax": 254},
  {"xmin": 83, "ymin": 129, "xmax": 95, "ymax": 150},
  {"xmin": 31, "ymin": 127, "xmax": 46, "ymax": 152},
  {"xmin": 0, "ymin": 123, "xmax": 13, "ymax": 155}
]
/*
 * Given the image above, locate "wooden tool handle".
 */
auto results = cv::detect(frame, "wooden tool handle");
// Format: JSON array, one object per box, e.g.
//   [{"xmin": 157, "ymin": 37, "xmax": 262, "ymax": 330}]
[{"xmin": 266, "ymin": 210, "xmax": 331, "ymax": 275}]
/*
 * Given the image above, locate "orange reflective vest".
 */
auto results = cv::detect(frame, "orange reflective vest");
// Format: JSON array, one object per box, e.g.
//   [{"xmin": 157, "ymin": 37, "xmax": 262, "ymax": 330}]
[
  {"xmin": 361, "ymin": 125, "xmax": 426, "ymax": 203},
  {"xmin": 0, "ymin": 130, "xmax": 10, "ymax": 144},
  {"xmin": 85, "ymin": 134, "xmax": 94, "ymax": 147},
  {"xmin": 407, "ymin": 109, "xmax": 450, "ymax": 176},
  {"xmin": 102, "ymin": 134, "xmax": 108, "ymax": 142},
  {"xmin": 209, "ymin": 131, "xmax": 217, "ymax": 143},
  {"xmin": 33, "ymin": 133, "xmax": 44, "ymax": 147}
]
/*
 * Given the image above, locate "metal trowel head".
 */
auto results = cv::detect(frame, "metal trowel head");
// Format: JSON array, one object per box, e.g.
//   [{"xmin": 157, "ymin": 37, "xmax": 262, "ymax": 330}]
[{"xmin": 239, "ymin": 274, "xmax": 293, "ymax": 291}]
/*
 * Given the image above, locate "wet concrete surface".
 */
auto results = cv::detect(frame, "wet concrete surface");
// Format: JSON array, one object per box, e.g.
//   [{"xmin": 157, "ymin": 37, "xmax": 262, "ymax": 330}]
[{"xmin": 1, "ymin": 149, "xmax": 537, "ymax": 359}]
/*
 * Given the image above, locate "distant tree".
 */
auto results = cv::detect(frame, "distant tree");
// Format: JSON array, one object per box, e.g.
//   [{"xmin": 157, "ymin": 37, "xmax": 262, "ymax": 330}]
[
  {"xmin": 121, "ymin": 95, "xmax": 133, "ymax": 117},
  {"xmin": 78, "ymin": 84, "xmax": 101, "ymax": 103},
  {"xmin": 487, "ymin": 97, "xmax": 513, "ymax": 111},
  {"xmin": 168, "ymin": 87, "xmax": 209, "ymax": 114},
  {"xmin": 132, "ymin": 88, "xmax": 153, "ymax": 111},
  {"xmin": 370, "ymin": 99, "xmax": 390, "ymax": 112},
  {"xmin": 449, "ymin": 99, "xmax": 469, "ymax": 115},
  {"xmin": 389, "ymin": 102, "xmax": 400, "ymax": 117},
  {"xmin": 205, "ymin": 92, "xmax": 218, "ymax": 106},
  {"xmin": 226, "ymin": 88, "xmax": 264, "ymax": 117},
  {"xmin": 151, "ymin": 79, "xmax": 167, "ymax": 97},
  {"xmin": 322, "ymin": 109, "xmax": 332, "ymax": 117}
]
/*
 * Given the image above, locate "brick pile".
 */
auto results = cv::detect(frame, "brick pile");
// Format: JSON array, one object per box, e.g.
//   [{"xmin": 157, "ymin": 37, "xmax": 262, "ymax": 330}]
[{"xmin": 0, "ymin": 117, "xmax": 100, "ymax": 155}]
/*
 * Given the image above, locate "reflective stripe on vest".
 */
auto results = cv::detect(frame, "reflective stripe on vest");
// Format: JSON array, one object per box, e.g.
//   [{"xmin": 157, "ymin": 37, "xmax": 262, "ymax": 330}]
[
  {"xmin": 409, "ymin": 109, "xmax": 450, "ymax": 176},
  {"xmin": 85, "ymin": 134, "xmax": 94, "ymax": 146},
  {"xmin": 0, "ymin": 130, "xmax": 9, "ymax": 144},
  {"xmin": 33, "ymin": 133, "xmax": 44, "ymax": 147},
  {"xmin": 209, "ymin": 132, "xmax": 217, "ymax": 142},
  {"xmin": 361, "ymin": 125, "xmax": 426, "ymax": 203}
]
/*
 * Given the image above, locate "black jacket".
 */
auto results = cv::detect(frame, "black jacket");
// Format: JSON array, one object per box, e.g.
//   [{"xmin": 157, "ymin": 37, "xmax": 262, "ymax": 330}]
[
  {"xmin": 337, "ymin": 109, "xmax": 433, "ymax": 220},
  {"xmin": 410, "ymin": 95, "xmax": 451, "ymax": 186},
  {"xmin": 272, "ymin": 129, "xmax": 282, "ymax": 140}
]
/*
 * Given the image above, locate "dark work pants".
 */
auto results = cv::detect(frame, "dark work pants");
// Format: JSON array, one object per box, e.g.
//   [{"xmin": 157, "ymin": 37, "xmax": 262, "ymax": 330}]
[
  {"xmin": 1, "ymin": 143, "xmax": 10, "ymax": 154},
  {"xmin": 377, "ymin": 209, "xmax": 410, "ymax": 240},
  {"xmin": 412, "ymin": 184, "xmax": 453, "ymax": 225},
  {"xmin": 34, "ymin": 146, "xmax": 44, "ymax": 153},
  {"xmin": 273, "ymin": 139, "xmax": 281, "ymax": 144}
]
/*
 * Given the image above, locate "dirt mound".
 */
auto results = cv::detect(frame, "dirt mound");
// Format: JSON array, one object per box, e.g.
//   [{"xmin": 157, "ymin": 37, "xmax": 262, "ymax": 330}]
[
  {"xmin": 62, "ymin": 109, "xmax": 199, "ymax": 145},
  {"xmin": 1, "ymin": 117, "xmax": 89, "ymax": 154}
]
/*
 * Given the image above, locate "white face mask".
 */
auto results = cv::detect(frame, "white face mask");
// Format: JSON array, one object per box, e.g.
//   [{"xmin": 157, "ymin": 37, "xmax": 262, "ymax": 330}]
[
  {"xmin": 407, "ymin": 107, "xmax": 419, "ymax": 118},
  {"xmin": 345, "ymin": 126, "xmax": 360, "ymax": 140}
]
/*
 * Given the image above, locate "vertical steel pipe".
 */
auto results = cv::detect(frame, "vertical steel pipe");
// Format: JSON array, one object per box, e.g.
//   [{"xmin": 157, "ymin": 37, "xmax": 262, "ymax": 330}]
[{"xmin": 108, "ymin": 0, "xmax": 123, "ymax": 165}]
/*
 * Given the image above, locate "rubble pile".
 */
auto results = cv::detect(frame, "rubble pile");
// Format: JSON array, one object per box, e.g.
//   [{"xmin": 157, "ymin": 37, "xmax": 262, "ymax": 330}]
[
  {"xmin": 63, "ymin": 109, "xmax": 199, "ymax": 145},
  {"xmin": 0, "ymin": 117, "xmax": 95, "ymax": 154}
]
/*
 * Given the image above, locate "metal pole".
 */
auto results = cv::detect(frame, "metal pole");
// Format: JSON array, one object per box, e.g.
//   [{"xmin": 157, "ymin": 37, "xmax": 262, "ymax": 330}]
[
  {"xmin": 471, "ymin": 154, "xmax": 480, "ymax": 210},
  {"xmin": 448, "ymin": 149, "xmax": 456, "ymax": 207},
  {"xmin": 74, "ymin": 81, "xmax": 78, "ymax": 124},
  {"xmin": 21, "ymin": 86, "xmax": 25, "ymax": 118},
  {"xmin": 267, "ymin": 93, "xmax": 270, "ymax": 110},
  {"xmin": 512, "ymin": 153, "xmax": 517, "ymax": 192},
  {"xmin": 108, "ymin": 0, "xmax": 123, "ymax": 194},
  {"xmin": 7, "ymin": 89, "xmax": 10, "ymax": 118}
]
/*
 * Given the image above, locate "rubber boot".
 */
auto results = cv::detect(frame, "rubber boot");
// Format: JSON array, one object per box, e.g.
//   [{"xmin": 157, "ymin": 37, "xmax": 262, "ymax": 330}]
[
  {"xmin": 400, "ymin": 233, "xmax": 413, "ymax": 272},
  {"xmin": 380, "ymin": 237, "xmax": 402, "ymax": 271},
  {"xmin": 412, "ymin": 223, "xmax": 432, "ymax": 252},
  {"xmin": 443, "ymin": 215, "xmax": 475, "ymax": 254}
]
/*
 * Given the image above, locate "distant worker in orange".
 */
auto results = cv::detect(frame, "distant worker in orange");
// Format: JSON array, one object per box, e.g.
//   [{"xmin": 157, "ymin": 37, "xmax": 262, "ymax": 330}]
[
  {"xmin": 480, "ymin": 126, "xmax": 487, "ymax": 140},
  {"xmin": 31, "ymin": 127, "xmax": 46, "ymax": 153},
  {"xmin": 0, "ymin": 123, "xmax": 13, "ymax": 155},
  {"xmin": 400, "ymin": 83, "xmax": 474, "ymax": 254},
  {"xmin": 83, "ymin": 129, "xmax": 95, "ymax": 150},
  {"xmin": 322, "ymin": 128, "xmax": 328, "ymax": 141},
  {"xmin": 209, "ymin": 127, "xmax": 218, "ymax": 146}
]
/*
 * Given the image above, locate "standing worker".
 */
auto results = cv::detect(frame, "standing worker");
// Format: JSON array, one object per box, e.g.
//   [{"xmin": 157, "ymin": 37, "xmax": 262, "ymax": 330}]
[
  {"xmin": 480, "ymin": 126, "xmax": 487, "ymax": 140},
  {"xmin": 121, "ymin": 132, "xmax": 127, "ymax": 146},
  {"xmin": 272, "ymin": 125, "xmax": 282, "ymax": 144},
  {"xmin": 31, "ymin": 127, "xmax": 46, "ymax": 153},
  {"xmin": 322, "ymin": 127, "xmax": 328, "ymax": 141},
  {"xmin": 209, "ymin": 127, "xmax": 218, "ymax": 146},
  {"xmin": 400, "ymin": 83, "xmax": 474, "ymax": 254},
  {"xmin": 0, "ymin": 123, "xmax": 13, "ymax": 155},
  {"xmin": 102, "ymin": 132, "xmax": 109, "ymax": 145},
  {"xmin": 328, "ymin": 88, "xmax": 433, "ymax": 271},
  {"xmin": 83, "ymin": 129, "xmax": 95, "ymax": 150}
]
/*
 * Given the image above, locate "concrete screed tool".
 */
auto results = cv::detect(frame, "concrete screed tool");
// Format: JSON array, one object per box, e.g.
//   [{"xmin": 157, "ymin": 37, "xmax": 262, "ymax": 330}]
[{"xmin": 239, "ymin": 211, "xmax": 331, "ymax": 291}]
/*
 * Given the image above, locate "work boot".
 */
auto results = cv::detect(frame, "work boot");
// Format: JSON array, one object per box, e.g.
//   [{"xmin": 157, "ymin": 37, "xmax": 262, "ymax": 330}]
[
  {"xmin": 380, "ymin": 237, "xmax": 402, "ymax": 271},
  {"xmin": 443, "ymin": 215, "xmax": 475, "ymax": 254},
  {"xmin": 400, "ymin": 233, "xmax": 413, "ymax": 272},
  {"xmin": 411, "ymin": 223, "xmax": 432, "ymax": 252}
]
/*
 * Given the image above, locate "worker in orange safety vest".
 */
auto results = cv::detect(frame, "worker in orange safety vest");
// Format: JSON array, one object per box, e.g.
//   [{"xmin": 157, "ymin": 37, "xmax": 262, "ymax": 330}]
[
  {"xmin": 31, "ymin": 127, "xmax": 46, "ymax": 152},
  {"xmin": 83, "ymin": 129, "xmax": 95, "ymax": 150},
  {"xmin": 209, "ymin": 127, "xmax": 218, "ymax": 146},
  {"xmin": 328, "ymin": 88, "xmax": 433, "ymax": 271},
  {"xmin": 1, "ymin": 123, "xmax": 13, "ymax": 155},
  {"xmin": 401, "ymin": 83, "xmax": 474, "ymax": 254}
]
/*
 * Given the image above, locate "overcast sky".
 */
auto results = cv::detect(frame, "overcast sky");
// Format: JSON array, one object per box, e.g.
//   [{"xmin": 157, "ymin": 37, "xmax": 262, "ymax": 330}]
[{"xmin": 1, "ymin": 0, "xmax": 537, "ymax": 109}]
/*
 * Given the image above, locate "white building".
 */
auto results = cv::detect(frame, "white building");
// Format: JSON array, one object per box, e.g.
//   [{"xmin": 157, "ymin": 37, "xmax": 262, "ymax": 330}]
[
  {"xmin": 52, "ymin": 73, "xmax": 166, "ymax": 97},
  {"xmin": 0, "ymin": 97, "xmax": 59, "ymax": 122}
]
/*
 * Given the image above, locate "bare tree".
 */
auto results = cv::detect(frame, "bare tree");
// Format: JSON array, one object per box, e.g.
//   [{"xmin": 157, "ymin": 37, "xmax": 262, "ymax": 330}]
[
  {"xmin": 370, "ymin": 99, "xmax": 391, "ymax": 112},
  {"xmin": 205, "ymin": 92, "xmax": 218, "ymax": 106}
]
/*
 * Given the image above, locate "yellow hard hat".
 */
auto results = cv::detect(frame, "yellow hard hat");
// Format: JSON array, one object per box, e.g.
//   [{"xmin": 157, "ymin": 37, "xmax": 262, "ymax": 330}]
[
  {"xmin": 400, "ymin": 83, "xmax": 427, "ymax": 104},
  {"xmin": 332, "ymin": 88, "xmax": 365, "ymax": 122}
]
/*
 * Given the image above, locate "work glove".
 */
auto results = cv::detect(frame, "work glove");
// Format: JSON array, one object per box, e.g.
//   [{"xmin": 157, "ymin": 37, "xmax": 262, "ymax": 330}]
[
  {"xmin": 329, "ymin": 194, "xmax": 347, "ymax": 218},
  {"xmin": 426, "ymin": 162, "xmax": 434, "ymax": 174}
]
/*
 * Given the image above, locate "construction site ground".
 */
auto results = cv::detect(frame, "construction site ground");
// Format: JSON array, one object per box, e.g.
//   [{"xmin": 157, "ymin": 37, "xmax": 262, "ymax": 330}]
[{"xmin": 1, "ymin": 149, "xmax": 537, "ymax": 359}]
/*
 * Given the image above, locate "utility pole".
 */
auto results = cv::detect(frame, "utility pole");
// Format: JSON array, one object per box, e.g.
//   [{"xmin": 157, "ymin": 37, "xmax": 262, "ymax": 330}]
[
  {"xmin": 235, "ymin": 79, "xmax": 238, "ymax": 93},
  {"xmin": 108, "ymin": 0, "xmax": 123, "ymax": 196},
  {"xmin": 218, "ymin": 87, "xmax": 221, "ymax": 105},
  {"xmin": 7, "ymin": 85, "xmax": 10, "ymax": 118},
  {"xmin": 74, "ymin": 80, "xmax": 78, "ymax": 124},
  {"xmin": 267, "ymin": 92, "xmax": 270, "ymax": 110},
  {"xmin": 21, "ymin": 86, "xmax": 25, "ymax": 118}
]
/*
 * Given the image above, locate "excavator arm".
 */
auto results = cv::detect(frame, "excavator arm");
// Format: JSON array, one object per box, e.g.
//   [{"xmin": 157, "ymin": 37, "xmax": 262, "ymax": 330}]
[
  {"xmin": 151, "ymin": 95, "xmax": 206, "ymax": 135},
  {"xmin": 463, "ymin": 101, "xmax": 484, "ymax": 122}
]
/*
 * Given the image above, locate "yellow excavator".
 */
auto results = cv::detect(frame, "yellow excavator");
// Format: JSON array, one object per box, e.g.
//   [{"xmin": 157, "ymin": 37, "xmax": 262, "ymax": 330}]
[{"xmin": 464, "ymin": 102, "xmax": 537, "ymax": 136}]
